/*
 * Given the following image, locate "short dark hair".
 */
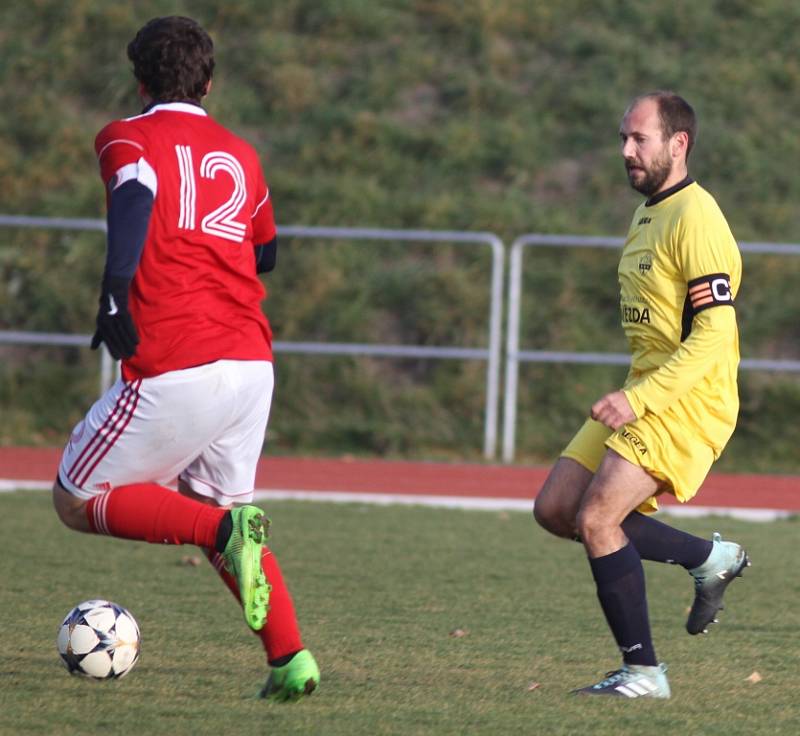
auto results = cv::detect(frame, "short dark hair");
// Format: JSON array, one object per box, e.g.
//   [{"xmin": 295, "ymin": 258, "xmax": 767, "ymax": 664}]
[
  {"xmin": 635, "ymin": 91, "xmax": 697, "ymax": 157},
  {"xmin": 127, "ymin": 16, "xmax": 215, "ymax": 102}
]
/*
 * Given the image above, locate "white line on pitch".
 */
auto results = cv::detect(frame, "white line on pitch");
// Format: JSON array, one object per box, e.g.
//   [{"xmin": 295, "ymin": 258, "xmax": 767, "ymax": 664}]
[{"xmin": 1, "ymin": 480, "xmax": 794, "ymax": 521}]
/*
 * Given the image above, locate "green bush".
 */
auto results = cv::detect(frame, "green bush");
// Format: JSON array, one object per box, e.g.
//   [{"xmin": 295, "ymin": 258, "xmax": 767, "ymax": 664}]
[{"xmin": 2, "ymin": 1, "xmax": 799, "ymax": 468}]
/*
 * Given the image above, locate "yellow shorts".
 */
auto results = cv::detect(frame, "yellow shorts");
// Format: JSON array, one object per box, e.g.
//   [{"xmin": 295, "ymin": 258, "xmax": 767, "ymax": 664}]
[{"xmin": 562, "ymin": 414, "xmax": 716, "ymax": 513}]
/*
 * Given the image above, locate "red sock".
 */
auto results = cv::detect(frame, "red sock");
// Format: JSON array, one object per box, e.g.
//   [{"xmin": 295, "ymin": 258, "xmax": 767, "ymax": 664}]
[
  {"xmin": 206, "ymin": 546, "xmax": 304, "ymax": 662},
  {"xmin": 86, "ymin": 483, "xmax": 225, "ymax": 548}
]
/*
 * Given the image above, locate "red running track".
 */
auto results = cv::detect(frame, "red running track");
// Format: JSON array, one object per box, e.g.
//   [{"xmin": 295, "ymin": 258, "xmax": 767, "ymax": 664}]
[{"xmin": 1, "ymin": 447, "xmax": 798, "ymax": 511}]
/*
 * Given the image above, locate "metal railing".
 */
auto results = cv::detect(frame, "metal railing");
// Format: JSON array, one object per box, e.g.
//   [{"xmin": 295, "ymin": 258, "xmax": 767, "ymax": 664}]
[
  {"xmin": 0, "ymin": 216, "xmax": 504, "ymax": 459},
  {"xmin": 7, "ymin": 215, "xmax": 800, "ymax": 464},
  {"xmin": 0, "ymin": 216, "xmax": 115, "ymax": 395},
  {"xmin": 0, "ymin": 330, "xmax": 116, "ymax": 397},
  {"xmin": 502, "ymin": 234, "xmax": 800, "ymax": 461}
]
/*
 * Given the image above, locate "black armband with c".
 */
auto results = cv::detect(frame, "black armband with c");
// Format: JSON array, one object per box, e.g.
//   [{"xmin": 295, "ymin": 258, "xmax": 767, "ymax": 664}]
[
  {"xmin": 681, "ymin": 273, "xmax": 734, "ymax": 341},
  {"xmin": 687, "ymin": 273, "xmax": 734, "ymax": 314}
]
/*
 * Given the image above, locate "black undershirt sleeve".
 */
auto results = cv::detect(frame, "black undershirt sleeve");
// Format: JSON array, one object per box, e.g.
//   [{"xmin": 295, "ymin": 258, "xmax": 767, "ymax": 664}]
[
  {"xmin": 104, "ymin": 179, "xmax": 154, "ymax": 281},
  {"xmin": 254, "ymin": 236, "xmax": 277, "ymax": 274}
]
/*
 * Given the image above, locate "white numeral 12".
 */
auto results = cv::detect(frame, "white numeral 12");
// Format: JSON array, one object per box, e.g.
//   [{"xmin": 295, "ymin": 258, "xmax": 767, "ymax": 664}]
[{"xmin": 176, "ymin": 146, "xmax": 248, "ymax": 243}]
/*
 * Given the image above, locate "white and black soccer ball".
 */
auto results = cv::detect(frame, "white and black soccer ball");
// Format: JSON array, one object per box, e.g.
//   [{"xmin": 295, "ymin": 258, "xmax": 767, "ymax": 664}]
[{"xmin": 56, "ymin": 599, "xmax": 141, "ymax": 679}]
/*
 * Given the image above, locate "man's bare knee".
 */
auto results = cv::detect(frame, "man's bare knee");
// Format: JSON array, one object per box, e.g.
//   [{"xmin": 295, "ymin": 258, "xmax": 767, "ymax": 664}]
[
  {"xmin": 576, "ymin": 450, "xmax": 661, "ymax": 556},
  {"xmin": 532, "ymin": 458, "xmax": 593, "ymax": 539},
  {"xmin": 532, "ymin": 495, "xmax": 572, "ymax": 537},
  {"xmin": 52, "ymin": 481, "xmax": 91, "ymax": 532},
  {"xmin": 575, "ymin": 504, "xmax": 608, "ymax": 544}
]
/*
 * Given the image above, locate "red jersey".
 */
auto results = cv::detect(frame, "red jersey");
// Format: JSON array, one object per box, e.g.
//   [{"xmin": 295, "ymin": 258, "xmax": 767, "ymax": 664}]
[{"xmin": 94, "ymin": 102, "xmax": 276, "ymax": 380}]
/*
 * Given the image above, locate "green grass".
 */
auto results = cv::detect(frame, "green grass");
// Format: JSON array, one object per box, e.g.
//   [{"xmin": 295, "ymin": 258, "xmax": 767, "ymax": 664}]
[{"xmin": 1, "ymin": 491, "xmax": 799, "ymax": 735}]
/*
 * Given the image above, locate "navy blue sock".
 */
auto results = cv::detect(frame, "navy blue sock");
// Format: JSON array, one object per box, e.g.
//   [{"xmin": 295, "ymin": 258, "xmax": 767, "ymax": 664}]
[
  {"xmin": 589, "ymin": 542, "xmax": 657, "ymax": 667},
  {"xmin": 622, "ymin": 511, "xmax": 712, "ymax": 568}
]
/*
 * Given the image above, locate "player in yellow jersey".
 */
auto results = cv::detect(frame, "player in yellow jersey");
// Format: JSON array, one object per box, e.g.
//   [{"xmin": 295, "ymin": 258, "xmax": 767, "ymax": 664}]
[{"xmin": 533, "ymin": 92, "xmax": 750, "ymax": 699}]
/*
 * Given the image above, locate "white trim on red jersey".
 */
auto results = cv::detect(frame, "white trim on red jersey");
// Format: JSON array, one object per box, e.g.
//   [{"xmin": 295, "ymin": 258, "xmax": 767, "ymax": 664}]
[
  {"xmin": 111, "ymin": 158, "xmax": 158, "ymax": 196},
  {"xmin": 124, "ymin": 101, "xmax": 209, "ymax": 122},
  {"xmin": 97, "ymin": 137, "xmax": 144, "ymax": 163},
  {"xmin": 252, "ymin": 189, "xmax": 271, "ymax": 219}
]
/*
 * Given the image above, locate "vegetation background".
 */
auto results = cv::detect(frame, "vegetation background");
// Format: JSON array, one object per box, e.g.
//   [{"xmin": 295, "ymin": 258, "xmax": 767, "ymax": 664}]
[{"xmin": 2, "ymin": 0, "xmax": 800, "ymax": 470}]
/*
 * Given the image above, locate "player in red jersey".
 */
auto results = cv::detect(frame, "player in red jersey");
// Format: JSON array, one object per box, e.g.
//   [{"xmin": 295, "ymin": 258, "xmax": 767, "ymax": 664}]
[{"xmin": 51, "ymin": 16, "xmax": 319, "ymax": 699}]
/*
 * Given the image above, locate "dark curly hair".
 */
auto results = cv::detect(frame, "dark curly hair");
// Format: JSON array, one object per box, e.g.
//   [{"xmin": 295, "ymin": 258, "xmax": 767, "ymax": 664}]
[{"xmin": 127, "ymin": 16, "xmax": 214, "ymax": 102}]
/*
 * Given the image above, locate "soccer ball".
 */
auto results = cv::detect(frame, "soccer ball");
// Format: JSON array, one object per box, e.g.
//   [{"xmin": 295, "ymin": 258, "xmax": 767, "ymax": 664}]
[{"xmin": 56, "ymin": 599, "xmax": 141, "ymax": 679}]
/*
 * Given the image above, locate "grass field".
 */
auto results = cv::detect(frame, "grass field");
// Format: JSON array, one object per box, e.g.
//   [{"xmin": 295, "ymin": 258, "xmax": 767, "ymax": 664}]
[{"xmin": 1, "ymin": 491, "xmax": 798, "ymax": 735}]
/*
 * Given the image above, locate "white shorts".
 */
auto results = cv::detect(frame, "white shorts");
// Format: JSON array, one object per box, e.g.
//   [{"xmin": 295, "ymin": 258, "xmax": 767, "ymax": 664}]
[{"xmin": 58, "ymin": 360, "xmax": 274, "ymax": 506}]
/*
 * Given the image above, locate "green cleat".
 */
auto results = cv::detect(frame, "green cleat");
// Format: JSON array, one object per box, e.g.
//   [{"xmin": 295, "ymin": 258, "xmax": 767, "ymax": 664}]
[
  {"xmin": 686, "ymin": 532, "xmax": 750, "ymax": 635},
  {"xmin": 259, "ymin": 649, "xmax": 320, "ymax": 702},
  {"xmin": 572, "ymin": 663, "xmax": 671, "ymax": 699},
  {"xmin": 222, "ymin": 506, "xmax": 271, "ymax": 631}
]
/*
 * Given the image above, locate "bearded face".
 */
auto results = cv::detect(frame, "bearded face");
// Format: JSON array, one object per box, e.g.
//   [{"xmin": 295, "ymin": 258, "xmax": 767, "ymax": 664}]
[
  {"xmin": 619, "ymin": 98, "xmax": 682, "ymax": 198},
  {"xmin": 625, "ymin": 140, "xmax": 673, "ymax": 197}
]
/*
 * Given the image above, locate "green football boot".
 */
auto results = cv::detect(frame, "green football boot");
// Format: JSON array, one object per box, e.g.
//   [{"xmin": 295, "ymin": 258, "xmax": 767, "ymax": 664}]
[
  {"xmin": 572, "ymin": 663, "xmax": 671, "ymax": 699},
  {"xmin": 259, "ymin": 649, "xmax": 320, "ymax": 701},
  {"xmin": 686, "ymin": 532, "xmax": 750, "ymax": 635},
  {"xmin": 221, "ymin": 506, "xmax": 271, "ymax": 631}
]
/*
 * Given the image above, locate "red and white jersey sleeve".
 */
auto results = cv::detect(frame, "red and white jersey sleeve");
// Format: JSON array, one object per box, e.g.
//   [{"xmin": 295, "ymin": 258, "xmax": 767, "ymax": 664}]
[
  {"xmin": 95, "ymin": 122, "xmax": 148, "ymax": 185},
  {"xmin": 94, "ymin": 102, "xmax": 275, "ymax": 380},
  {"xmin": 251, "ymin": 172, "xmax": 276, "ymax": 245}
]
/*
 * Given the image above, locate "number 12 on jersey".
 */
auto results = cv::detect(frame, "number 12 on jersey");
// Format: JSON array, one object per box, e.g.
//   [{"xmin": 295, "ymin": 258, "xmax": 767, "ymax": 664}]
[{"xmin": 175, "ymin": 145, "xmax": 248, "ymax": 243}]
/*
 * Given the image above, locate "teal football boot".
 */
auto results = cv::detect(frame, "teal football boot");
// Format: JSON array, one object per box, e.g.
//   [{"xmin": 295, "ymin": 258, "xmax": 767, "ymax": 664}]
[
  {"xmin": 572, "ymin": 663, "xmax": 671, "ymax": 699},
  {"xmin": 686, "ymin": 532, "xmax": 750, "ymax": 635}
]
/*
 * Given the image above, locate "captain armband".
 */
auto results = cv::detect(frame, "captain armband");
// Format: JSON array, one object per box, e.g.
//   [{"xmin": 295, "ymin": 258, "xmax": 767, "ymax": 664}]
[{"xmin": 686, "ymin": 273, "xmax": 734, "ymax": 315}]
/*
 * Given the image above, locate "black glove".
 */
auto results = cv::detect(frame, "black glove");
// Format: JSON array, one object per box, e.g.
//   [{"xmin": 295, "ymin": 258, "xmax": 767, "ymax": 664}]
[{"xmin": 90, "ymin": 277, "xmax": 139, "ymax": 360}]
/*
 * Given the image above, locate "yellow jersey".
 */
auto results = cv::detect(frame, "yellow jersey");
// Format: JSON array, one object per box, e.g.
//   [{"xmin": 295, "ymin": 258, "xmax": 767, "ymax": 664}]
[{"xmin": 619, "ymin": 178, "xmax": 741, "ymax": 454}]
